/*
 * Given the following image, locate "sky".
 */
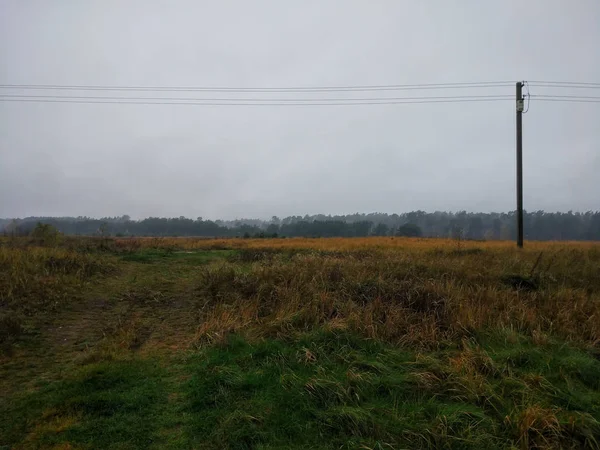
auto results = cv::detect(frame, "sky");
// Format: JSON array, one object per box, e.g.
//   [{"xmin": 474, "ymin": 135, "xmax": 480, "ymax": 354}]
[{"xmin": 1, "ymin": 0, "xmax": 599, "ymax": 220}]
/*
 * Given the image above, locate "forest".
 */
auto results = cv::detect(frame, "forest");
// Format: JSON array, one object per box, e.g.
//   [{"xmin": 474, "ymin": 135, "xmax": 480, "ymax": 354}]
[{"xmin": 2, "ymin": 210, "xmax": 599, "ymax": 240}]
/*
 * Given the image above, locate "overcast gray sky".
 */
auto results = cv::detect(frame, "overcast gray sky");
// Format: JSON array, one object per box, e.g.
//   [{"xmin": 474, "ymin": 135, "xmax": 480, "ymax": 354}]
[{"xmin": 1, "ymin": 0, "xmax": 598, "ymax": 220}]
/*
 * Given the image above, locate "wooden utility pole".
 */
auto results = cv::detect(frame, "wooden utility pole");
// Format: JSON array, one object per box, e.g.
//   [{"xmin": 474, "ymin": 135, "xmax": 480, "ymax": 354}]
[{"xmin": 516, "ymin": 81, "xmax": 524, "ymax": 248}]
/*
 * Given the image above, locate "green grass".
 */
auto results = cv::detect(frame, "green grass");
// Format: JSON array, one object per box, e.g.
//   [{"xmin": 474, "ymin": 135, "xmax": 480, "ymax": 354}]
[
  {"xmin": 120, "ymin": 249, "xmax": 236, "ymax": 265},
  {"xmin": 2, "ymin": 331, "xmax": 599, "ymax": 449},
  {"xmin": 1, "ymin": 359, "xmax": 168, "ymax": 449}
]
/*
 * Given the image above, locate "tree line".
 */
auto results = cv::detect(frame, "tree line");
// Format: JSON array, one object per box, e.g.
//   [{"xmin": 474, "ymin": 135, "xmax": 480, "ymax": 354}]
[{"xmin": 1, "ymin": 210, "xmax": 599, "ymax": 240}]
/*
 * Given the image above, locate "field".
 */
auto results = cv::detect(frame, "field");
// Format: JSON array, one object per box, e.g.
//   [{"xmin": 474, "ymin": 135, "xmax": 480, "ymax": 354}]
[{"xmin": 1, "ymin": 236, "xmax": 600, "ymax": 449}]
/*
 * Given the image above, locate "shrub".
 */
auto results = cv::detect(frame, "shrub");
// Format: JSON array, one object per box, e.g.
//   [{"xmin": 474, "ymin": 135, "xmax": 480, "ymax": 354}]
[{"xmin": 30, "ymin": 222, "xmax": 61, "ymax": 246}]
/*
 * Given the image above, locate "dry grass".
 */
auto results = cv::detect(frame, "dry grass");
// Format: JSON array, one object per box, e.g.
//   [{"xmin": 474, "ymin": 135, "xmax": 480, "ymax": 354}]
[
  {"xmin": 0, "ymin": 245, "xmax": 116, "ymax": 355},
  {"xmin": 186, "ymin": 245, "xmax": 600, "ymax": 349},
  {"xmin": 109, "ymin": 235, "xmax": 599, "ymax": 252},
  {"xmin": 3, "ymin": 236, "xmax": 598, "ymax": 350}
]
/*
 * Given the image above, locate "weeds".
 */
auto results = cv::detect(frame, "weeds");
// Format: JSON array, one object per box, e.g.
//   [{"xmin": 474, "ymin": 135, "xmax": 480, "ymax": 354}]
[
  {"xmin": 190, "ymin": 252, "xmax": 600, "ymax": 348},
  {"xmin": 0, "ymin": 247, "xmax": 115, "ymax": 315}
]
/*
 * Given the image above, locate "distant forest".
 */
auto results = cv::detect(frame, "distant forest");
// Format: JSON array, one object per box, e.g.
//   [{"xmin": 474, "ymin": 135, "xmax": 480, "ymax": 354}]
[{"xmin": 2, "ymin": 211, "xmax": 600, "ymax": 241}]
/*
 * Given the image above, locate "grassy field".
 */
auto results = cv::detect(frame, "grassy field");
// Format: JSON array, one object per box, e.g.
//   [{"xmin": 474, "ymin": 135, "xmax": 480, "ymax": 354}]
[{"xmin": 1, "ymin": 236, "xmax": 599, "ymax": 449}]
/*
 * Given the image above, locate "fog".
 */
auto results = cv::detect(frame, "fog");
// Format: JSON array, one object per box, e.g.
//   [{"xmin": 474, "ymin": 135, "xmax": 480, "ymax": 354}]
[{"xmin": 1, "ymin": 0, "xmax": 599, "ymax": 219}]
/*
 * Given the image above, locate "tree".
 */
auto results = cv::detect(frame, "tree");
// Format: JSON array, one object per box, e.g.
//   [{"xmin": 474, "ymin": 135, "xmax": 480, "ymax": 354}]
[
  {"xmin": 4, "ymin": 211, "xmax": 600, "ymax": 241},
  {"xmin": 266, "ymin": 223, "xmax": 280, "ymax": 237},
  {"xmin": 396, "ymin": 223, "xmax": 422, "ymax": 237},
  {"xmin": 467, "ymin": 216, "xmax": 484, "ymax": 239},
  {"xmin": 98, "ymin": 222, "xmax": 109, "ymax": 237},
  {"xmin": 30, "ymin": 222, "xmax": 61, "ymax": 246},
  {"xmin": 372, "ymin": 223, "xmax": 389, "ymax": 236},
  {"xmin": 3, "ymin": 219, "xmax": 20, "ymax": 237}
]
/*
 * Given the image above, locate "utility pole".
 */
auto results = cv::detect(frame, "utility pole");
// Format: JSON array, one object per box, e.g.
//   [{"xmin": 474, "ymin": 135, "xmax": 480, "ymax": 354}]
[{"xmin": 516, "ymin": 81, "xmax": 524, "ymax": 248}]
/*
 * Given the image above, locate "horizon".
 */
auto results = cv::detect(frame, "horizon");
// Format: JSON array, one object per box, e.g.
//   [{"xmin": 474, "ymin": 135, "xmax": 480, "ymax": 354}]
[{"xmin": 4, "ymin": 208, "xmax": 600, "ymax": 223}]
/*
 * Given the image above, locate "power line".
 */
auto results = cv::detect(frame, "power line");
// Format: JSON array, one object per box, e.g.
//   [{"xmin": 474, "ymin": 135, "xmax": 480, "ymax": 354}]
[
  {"xmin": 528, "ymin": 81, "xmax": 600, "ymax": 86},
  {"xmin": 1, "ymin": 81, "xmax": 597, "ymax": 94},
  {"xmin": 2, "ymin": 80, "xmax": 598, "ymax": 106},
  {"xmin": 0, "ymin": 93, "xmax": 514, "ymax": 102},
  {"xmin": 528, "ymin": 83, "xmax": 600, "ymax": 90},
  {"xmin": 530, "ymin": 94, "xmax": 600, "ymax": 100},
  {"xmin": 530, "ymin": 98, "xmax": 600, "ymax": 103},
  {"xmin": 0, "ymin": 81, "xmax": 514, "ymax": 93},
  {"xmin": 0, "ymin": 97, "xmax": 515, "ymax": 106},
  {"xmin": 522, "ymin": 81, "xmax": 530, "ymax": 114}
]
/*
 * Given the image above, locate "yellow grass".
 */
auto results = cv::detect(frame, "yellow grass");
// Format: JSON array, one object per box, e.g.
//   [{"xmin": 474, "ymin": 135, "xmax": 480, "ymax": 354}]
[{"xmin": 114, "ymin": 236, "xmax": 600, "ymax": 252}]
